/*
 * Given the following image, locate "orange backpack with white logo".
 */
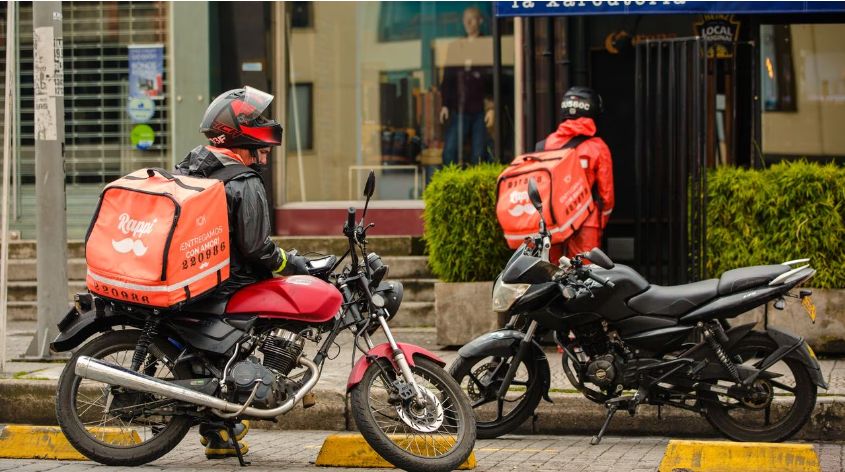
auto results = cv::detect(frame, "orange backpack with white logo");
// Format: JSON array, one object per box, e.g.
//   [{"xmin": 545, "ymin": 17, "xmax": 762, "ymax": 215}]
[
  {"xmin": 496, "ymin": 137, "xmax": 594, "ymax": 249},
  {"xmin": 85, "ymin": 167, "xmax": 247, "ymax": 309}
]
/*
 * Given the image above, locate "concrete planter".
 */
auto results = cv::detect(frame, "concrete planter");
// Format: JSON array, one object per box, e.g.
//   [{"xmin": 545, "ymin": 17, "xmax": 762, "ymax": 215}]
[{"xmin": 435, "ymin": 281, "xmax": 501, "ymax": 346}]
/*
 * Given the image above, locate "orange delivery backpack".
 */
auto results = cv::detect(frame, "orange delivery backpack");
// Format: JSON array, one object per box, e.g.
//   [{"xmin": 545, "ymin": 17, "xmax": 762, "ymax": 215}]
[
  {"xmin": 496, "ymin": 136, "xmax": 594, "ymax": 249},
  {"xmin": 85, "ymin": 166, "xmax": 250, "ymax": 310}
]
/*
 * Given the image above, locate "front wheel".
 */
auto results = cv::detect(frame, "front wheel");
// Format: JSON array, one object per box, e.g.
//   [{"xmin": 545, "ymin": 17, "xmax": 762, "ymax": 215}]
[
  {"xmin": 449, "ymin": 353, "xmax": 544, "ymax": 439},
  {"xmin": 701, "ymin": 331, "xmax": 818, "ymax": 442},
  {"xmin": 350, "ymin": 357, "xmax": 476, "ymax": 472}
]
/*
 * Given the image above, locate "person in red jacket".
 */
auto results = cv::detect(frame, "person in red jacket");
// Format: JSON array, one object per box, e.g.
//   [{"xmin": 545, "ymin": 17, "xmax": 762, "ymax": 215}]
[{"xmin": 535, "ymin": 86, "xmax": 615, "ymax": 263}]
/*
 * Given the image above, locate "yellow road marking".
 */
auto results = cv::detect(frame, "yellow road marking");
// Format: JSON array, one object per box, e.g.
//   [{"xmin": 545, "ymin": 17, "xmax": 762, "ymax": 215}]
[
  {"xmin": 315, "ymin": 434, "xmax": 476, "ymax": 469},
  {"xmin": 659, "ymin": 440, "xmax": 821, "ymax": 472},
  {"xmin": 0, "ymin": 425, "xmax": 141, "ymax": 460}
]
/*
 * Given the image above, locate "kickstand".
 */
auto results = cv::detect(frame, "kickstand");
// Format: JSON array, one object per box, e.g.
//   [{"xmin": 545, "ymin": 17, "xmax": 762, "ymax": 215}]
[
  {"xmin": 590, "ymin": 403, "xmax": 619, "ymax": 445},
  {"xmin": 226, "ymin": 423, "xmax": 250, "ymax": 467}
]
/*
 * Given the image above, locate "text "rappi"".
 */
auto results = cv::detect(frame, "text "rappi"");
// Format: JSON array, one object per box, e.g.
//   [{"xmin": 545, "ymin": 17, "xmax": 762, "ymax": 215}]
[{"xmin": 118, "ymin": 213, "xmax": 158, "ymax": 238}]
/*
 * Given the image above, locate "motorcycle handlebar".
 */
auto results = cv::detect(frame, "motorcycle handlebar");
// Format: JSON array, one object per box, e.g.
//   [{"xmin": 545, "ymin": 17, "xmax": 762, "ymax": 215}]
[
  {"xmin": 347, "ymin": 207, "xmax": 356, "ymax": 230},
  {"xmin": 587, "ymin": 271, "xmax": 615, "ymax": 289}
]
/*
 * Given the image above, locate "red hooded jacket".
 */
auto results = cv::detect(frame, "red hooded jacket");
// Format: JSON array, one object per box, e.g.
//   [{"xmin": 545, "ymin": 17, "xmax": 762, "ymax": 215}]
[{"xmin": 539, "ymin": 117, "xmax": 614, "ymax": 229}]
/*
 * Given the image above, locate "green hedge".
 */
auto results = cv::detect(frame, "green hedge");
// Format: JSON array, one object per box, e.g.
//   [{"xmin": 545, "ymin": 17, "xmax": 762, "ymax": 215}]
[
  {"xmin": 423, "ymin": 160, "xmax": 845, "ymax": 287},
  {"xmin": 707, "ymin": 160, "xmax": 845, "ymax": 288},
  {"xmin": 422, "ymin": 164, "xmax": 511, "ymax": 282}
]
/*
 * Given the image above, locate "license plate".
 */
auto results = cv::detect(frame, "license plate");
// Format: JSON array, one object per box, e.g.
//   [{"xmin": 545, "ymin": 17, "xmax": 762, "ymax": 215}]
[{"xmin": 802, "ymin": 296, "xmax": 816, "ymax": 323}]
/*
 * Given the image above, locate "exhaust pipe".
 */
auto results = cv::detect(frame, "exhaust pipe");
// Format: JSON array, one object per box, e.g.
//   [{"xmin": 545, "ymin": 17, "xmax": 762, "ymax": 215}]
[{"xmin": 75, "ymin": 355, "xmax": 320, "ymax": 419}]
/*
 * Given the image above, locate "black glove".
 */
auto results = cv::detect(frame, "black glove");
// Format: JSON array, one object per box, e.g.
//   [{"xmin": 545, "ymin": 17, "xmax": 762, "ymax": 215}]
[{"xmin": 280, "ymin": 250, "xmax": 310, "ymax": 276}]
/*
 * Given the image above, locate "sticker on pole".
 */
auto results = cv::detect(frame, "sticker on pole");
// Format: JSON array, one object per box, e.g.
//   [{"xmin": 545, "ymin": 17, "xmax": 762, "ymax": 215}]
[
  {"xmin": 130, "ymin": 124, "xmax": 155, "ymax": 150},
  {"xmin": 127, "ymin": 97, "xmax": 155, "ymax": 123}
]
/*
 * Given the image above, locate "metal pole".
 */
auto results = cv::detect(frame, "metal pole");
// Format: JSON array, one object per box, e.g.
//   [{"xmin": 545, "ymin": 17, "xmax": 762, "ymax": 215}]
[
  {"xmin": 285, "ymin": 13, "xmax": 306, "ymax": 201},
  {"xmin": 633, "ymin": 41, "xmax": 643, "ymax": 273},
  {"xmin": 25, "ymin": 1, "xmax": 68, "ymax": 360},
  {"xmin": 667, "ymin": 41, "xmax": 676, "ymax": 285},
  {"xmin": 525, "ymin": 18, "xmax": 535, "ymax": 149},
  {"xmin": 493, "ymin": 15, "xmax": 503, "ymax": 163},
  {"xmin": 1, "ymin": 1, "xmax": 17, "ymax": 372},
  {"xmin": 679, "ymin": 41, "xmax": 688, "ymax": 283},
  {"xmin": 690, "ymin": 39, "xmax": 699, "ymax": 282},
  {"xmin": 644, "ymin": 42, "xmax": 652, "ymax": 281},
  {"xmin": 655, "ymin": 41, "xmax": 664, "ymax": 284},
  {"xmin": 543, "ymin": 16, "xmax": 555, "ymax": 135},
  {"xmin": 514, "ymin": 18, "xmax": 524, "ymax": 157}
]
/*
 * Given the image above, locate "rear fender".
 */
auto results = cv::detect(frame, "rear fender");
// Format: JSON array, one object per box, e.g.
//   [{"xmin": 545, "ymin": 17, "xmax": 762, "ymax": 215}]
[
  {"xmin": 346, "ymin": 342, "xmax": 446, "ymax": 392},
  {"xmin": 456, "ymin": 329, "xmax": 552, "ymax": 402},
  {"xmin": 761, "ymin": 326, "xmax": 828, "ymax": 389},
  {"xmin": 50, "ymin": 307, "xmax": 141, "ymax": 353}
]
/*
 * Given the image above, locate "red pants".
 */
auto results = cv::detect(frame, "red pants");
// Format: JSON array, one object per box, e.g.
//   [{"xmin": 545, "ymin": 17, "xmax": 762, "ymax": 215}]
[{"xmin": 549, "ymin": 226, "xmax": 602, "ymax": 264}]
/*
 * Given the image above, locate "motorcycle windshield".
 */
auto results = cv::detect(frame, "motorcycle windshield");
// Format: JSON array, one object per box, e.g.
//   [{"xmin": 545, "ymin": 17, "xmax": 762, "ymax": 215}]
[{"xmin": 502, "ymin": 255, "xmax": 560, "ymax": 285}]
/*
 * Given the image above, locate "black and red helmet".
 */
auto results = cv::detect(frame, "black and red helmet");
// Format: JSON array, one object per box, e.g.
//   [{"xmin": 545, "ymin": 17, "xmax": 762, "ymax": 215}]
[
  {"xmin": 560, "ymin": 86, "xmax": 603, "ymax": 120},
  {"xmin": 200, "ymin": 87, "xmax": 283, "ymax": 149}
]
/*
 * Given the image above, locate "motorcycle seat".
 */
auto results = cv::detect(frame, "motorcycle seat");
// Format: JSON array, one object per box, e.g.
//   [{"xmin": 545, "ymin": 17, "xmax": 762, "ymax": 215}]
[
  {"xmin": 627, "ymin": 279, "xmax": 720, "ymax": 317},
  {"xmin": 717, "ymin": 265, "xmax": 790, "ymax": 296}
]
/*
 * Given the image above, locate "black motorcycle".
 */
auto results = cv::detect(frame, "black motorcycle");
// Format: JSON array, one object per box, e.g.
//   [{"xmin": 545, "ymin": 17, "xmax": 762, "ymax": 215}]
[{"xmin": 450, "ymin": 177, "xmax": 827, "ymax": 444}]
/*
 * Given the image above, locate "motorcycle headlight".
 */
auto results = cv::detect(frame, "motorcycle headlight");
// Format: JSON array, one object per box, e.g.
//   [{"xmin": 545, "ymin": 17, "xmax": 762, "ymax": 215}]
[{"xmin": 492, "ymin": 277, "xmax": 530, "ymax": 313}]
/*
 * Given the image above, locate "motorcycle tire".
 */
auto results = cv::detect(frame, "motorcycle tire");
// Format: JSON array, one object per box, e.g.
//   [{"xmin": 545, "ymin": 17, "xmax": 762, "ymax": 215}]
[
  {"xmin": 350, "ymin": 357, "xmax": 476, "ymax": 472},
  {"xmin": 56, "ymin": 329, "xmax": 193, "ymax": 466},
  {"xmin": 450, "ymin": 354, "xmax": 544, "ymax": 439},
  {"xmin": 700, "ymin": 331, "xmax": 817, "ymax": 443}
]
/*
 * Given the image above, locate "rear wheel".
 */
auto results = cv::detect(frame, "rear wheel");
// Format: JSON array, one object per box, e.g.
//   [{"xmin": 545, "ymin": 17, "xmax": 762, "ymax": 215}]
[
  {"xmin": 56, "ymin": 330, "xmax": 193, "ymax": 466},
  {"xmin": 350, "ymin": 357, "xmax": 476, "ymax": 472},
  {"xmin": 701, "ymin": 332, "xmax": 817, "ymax": 442},
  {"xmin": 449, "ymin": 354, "xmax": 544, "ymax": 439}
]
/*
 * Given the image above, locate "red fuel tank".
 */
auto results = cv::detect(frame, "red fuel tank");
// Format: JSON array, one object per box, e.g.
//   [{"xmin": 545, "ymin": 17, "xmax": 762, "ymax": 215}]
[{"xmin": 225, "ymin": 276, "xmax": 342, "ymax": 323}]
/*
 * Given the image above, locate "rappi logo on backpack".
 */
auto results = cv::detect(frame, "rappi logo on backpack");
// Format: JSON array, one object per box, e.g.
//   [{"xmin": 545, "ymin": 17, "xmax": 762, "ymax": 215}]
[
  {"xmin": 111, "ymin": 213, "xmax": 158, "ymax": 257},
  {"xmin": 507, "ymin": 190, "xmax": 538, "ymax": 217}
]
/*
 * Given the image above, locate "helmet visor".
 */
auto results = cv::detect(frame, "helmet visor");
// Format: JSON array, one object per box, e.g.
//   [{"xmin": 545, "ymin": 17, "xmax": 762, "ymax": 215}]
[{"xmin": 234, "ymin": 86, "xmax": 275, "ymax": 121}]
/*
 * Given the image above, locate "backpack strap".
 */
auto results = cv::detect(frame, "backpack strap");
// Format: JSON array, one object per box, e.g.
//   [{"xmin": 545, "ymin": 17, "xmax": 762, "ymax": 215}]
[
  {"xmin": 209, "ymin": 163, "xmax": 260, "ymax": 183},
  {"xmin": 559, "ymin": 135, "xmax": 591, "ymax": 150}
]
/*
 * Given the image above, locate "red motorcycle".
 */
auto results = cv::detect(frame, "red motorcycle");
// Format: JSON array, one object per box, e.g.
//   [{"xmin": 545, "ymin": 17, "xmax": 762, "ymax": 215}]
[{"xmin": 52, "ymin": 171, "xmax": 476, "ymax": 471}]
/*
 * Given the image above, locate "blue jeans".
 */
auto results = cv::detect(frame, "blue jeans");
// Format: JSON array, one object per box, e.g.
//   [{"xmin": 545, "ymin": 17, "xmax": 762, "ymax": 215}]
[{"xmin": 441, "ymin": 112, "xmax": 490, "ymax": 167}]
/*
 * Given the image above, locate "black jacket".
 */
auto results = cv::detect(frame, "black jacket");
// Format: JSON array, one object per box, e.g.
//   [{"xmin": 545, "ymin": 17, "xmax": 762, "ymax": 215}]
[{"xmin": 175, "ymin": 146, "xmax": 284, "ymax": 300}]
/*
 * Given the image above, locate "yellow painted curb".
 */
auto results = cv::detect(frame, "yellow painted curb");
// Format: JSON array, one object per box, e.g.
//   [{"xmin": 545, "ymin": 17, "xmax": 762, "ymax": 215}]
[
  {"xmin": 658, "ymin": 440, "xmax": 821, "ymax": 472},
  {"xmin": 0, "ymin": 425, "xmax": 141, "ymax": 460},
  {"xmin": 315, "ymin": 434, "xmax": 477, "ymax": 469}
]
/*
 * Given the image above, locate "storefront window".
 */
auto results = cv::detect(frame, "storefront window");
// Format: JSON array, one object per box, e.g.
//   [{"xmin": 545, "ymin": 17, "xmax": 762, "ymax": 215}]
[
  {"xmin": 286, "ymin": 1, "xmax": 513, "ymax": 203},
  {"xmin": 761, "ymin": 24, "xmax": 845, "ymax": 161}
]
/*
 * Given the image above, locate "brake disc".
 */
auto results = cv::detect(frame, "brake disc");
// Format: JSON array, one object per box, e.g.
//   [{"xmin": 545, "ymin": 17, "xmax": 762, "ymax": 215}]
[
  {"xmin": 467, "ymin": 362, "xmax": 498, "ymax": 402},
  {"xmin": 395, "ymin": 386, "xmax": 444, "ymax": 432}
]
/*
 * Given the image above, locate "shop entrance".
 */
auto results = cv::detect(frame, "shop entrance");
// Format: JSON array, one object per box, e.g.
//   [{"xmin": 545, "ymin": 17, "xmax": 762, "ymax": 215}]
[{"xmin": 631, "ymin": 37, "xmax": 754, "ymax": 285}]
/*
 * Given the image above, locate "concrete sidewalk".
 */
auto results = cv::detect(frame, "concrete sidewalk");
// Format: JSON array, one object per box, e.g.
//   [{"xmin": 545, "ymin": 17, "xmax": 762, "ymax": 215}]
[{"xmin": 2, "ymin": 321, "xmax": 845, "ymax": 440}]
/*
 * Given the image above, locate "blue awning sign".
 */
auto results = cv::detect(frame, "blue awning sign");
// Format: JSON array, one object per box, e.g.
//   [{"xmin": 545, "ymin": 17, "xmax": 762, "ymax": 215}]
[{"xmin": 495, "ymin": 1, "xmax": 845, "ymax": 17}]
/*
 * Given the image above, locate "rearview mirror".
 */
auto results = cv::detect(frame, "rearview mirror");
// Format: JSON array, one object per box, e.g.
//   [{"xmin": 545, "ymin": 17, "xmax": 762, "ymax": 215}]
[
  {"xmin": 363, "ymin": 170, "xmax": 375, "ymax": 198},
  {"xmin": 584, "ymin": 248, "xmax": 615, "ymax": 270},
  {"xmin": 527, "ymin": 178, "xmax": 543, "ymax": 214}
]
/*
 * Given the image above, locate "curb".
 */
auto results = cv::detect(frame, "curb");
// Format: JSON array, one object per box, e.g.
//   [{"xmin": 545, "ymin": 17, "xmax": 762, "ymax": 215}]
[
  {"xmin": 314, "ymin": 433, "xmax": 477, "ymax": 469},
  {"xmin": 2, "ymin": 381, "xmax": 844, "ymax": 440},
  {"xmin": 0, "ymin": 425, "xmax": 139, "ymax": 460},
  {"xmin": 658, "ymin": 440, "xmax": 821, "ymax": 472}
]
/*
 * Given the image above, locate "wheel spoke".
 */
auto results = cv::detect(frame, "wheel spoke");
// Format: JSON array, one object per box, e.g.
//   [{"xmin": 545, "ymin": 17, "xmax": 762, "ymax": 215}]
[{"xmin": 768, "ymin": 379, "xmax": 797, "ymax": 394}]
